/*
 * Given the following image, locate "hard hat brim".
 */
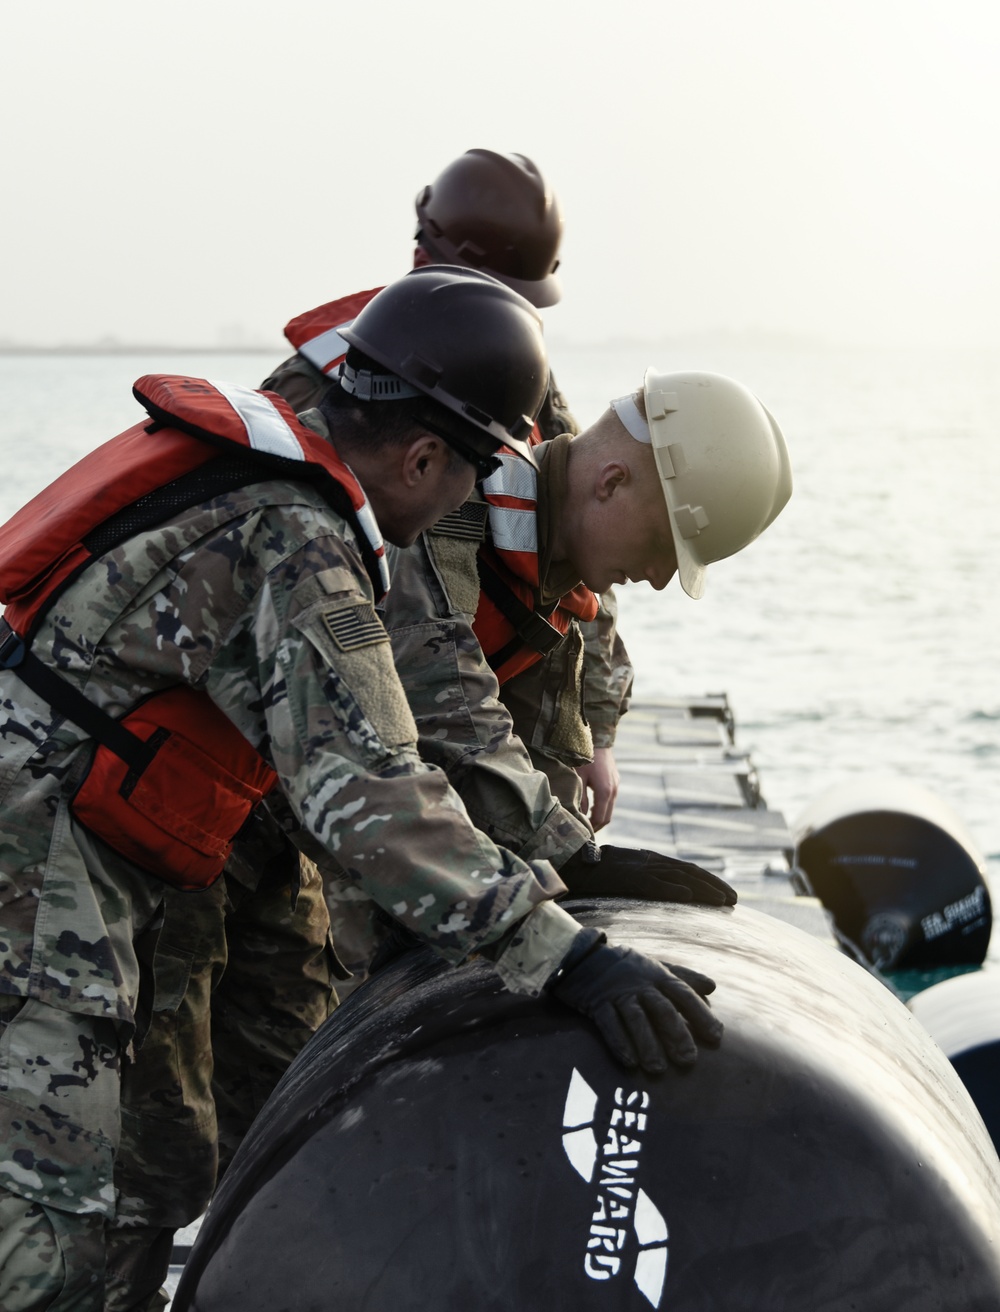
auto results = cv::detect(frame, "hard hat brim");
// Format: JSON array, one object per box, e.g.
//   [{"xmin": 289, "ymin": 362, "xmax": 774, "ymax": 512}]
[
  {"xmin": 643, "ymin": 366, "xmax": 708, "ymax": 601},
  {"xmin": 489, "ymin": 267, "xmax": 562, "ymax": 309},
  {"xmin": 652, "ymin": 445, "xmax": 707, "ymax": 600},
  {"xmin": 674, "ymin": 545, "xmax": 706, "ymax": 600},
  {"xmin": 416, "ymin": 231, "xmax": 563, "ymax": 308}
]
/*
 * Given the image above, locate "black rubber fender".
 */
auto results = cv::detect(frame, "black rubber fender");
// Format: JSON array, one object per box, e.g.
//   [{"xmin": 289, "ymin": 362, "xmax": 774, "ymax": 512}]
[{"xmin": 175, "ymin": 900, "xmax": 1000, "ymax": 1311}]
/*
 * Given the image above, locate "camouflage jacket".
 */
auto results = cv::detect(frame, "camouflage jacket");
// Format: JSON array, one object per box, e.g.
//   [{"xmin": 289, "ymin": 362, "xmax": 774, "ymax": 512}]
[
  {"xmin": 0, "ymin": 453, "xmax": 576, "ymax": 1023},
  {"xmin": 262, "ymin": 348, "xmax": 633, "ymax": 749},
  {"xmin": 381, "ymin": 524, "xmax": 593, "ymax": 872},
  {"xmin": 379, "ymin": 434, "xmax": 629, "ymax": 868}
]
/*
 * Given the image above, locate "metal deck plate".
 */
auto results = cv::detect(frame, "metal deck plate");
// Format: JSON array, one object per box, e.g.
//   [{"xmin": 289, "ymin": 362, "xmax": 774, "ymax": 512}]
[{"xmin": 603, "ymin": 701, "xmax": 835, "ymax": 946}]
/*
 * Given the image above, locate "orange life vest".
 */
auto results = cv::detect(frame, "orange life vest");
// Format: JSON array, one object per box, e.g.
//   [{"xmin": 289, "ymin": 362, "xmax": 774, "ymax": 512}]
[
  {"xmin": 283, "ymin": 288, "xmax": 385, "ymax": 377},
  {"xmin": 0, "ymin": 375, "xmax": 389, "ymax": 889},
  {"xmin": 472, "ymin": 449, "xmax": 598, "ymax": 684}
]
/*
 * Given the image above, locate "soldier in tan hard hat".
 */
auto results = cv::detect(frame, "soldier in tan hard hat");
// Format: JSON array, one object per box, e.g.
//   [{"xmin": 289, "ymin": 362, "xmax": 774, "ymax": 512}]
[{"xmin": 379, "ymin": 367, "xmax": 793, "ymax": 929}]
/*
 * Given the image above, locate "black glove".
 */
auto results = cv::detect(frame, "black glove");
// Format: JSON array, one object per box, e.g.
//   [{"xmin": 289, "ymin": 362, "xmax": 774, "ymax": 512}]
[
  {"xmin": 551, "ymin": 934, "xmax": 723, "ymax": 1074},
  {"xmin": 560, "ymin": 842, "xmax": 737, "ymax": 907}
]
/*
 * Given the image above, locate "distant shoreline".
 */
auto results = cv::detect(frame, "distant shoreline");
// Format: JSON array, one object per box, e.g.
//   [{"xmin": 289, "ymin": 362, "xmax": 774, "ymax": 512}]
[
  {"xmin": 2, "ymin": 336, "xmax": 997, "ymax": 358},
  {"xmin": 0, "ymin": 345, "xmax": 283, "ymax": 356}
]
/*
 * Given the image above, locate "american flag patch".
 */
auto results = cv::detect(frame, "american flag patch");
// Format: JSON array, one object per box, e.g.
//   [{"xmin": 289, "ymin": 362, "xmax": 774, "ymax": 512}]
[
  {"xmin": 431, "ymin": 501, "xmax": 488, "ymax": 542},
  {"xmin": 322, "ymin": 604, "xmax": 388, "ymax": 651}
]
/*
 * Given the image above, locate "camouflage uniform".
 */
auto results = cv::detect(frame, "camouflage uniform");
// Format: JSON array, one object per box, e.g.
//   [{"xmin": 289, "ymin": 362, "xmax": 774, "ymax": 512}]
[
  {"xmin": 0, "ymin": 432, "xmax": 571, "ymax": 1307},
  {"xmin": 261, "ymin": 356, "xmax": 633, "ymax": 984},
  {"xmin": 107, "ymin": 876, "xmax": 228, "ymax": 1310},
  {"xmin": 324, "ymin": 435, "xmax": 633, "ymax": 989},
  {"xmin": 263, "ymin": 349, "xmax": 634, "ymax": 812},
  {"xmin": 99, "ymin": 357, "xmax": 634, "ymax": 1299},
  {"xmin": 207, "ymin": 815, "xmax": 339, "ymax": 1179},
  {"xmin": 259, "ymin": 352, "xmax": 329, "ymax": 415},
  {"xmin": 502, "ymin": 584, "xmax": 634, "ymax": 823},
  {"xmin": 104, "ymin": 809, "xmax": 338, "ymax": 1311}
]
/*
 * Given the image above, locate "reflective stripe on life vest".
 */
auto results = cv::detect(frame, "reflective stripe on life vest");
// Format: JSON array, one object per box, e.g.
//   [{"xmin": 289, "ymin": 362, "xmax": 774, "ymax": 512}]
[
  {"xmin": 283, "ymin": 287, "xmax": 384, "ymax": 375},
  {"xmin": 471, "ymin": 449, "xmax": 598, "ymax": 683},
  {"xmin": 480, "ymin": 453, "xmax": 541, "ymax": 583},
  {"xmin": 209, "ymin": 378, "xmax": 310, "ymax": 459},
  {"xmin": 137, "ymin": 375, "xmax": 390, "ymax": 600},
  {"xmin": 0, "ymin": 376, "xmax": 390, "ymax": 638}
]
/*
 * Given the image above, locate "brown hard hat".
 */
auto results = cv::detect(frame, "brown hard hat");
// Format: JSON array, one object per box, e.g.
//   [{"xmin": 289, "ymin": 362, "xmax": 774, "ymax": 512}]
[{"xmin": 415, "ymin": 150, "xmax": 563, "ymax": 308}]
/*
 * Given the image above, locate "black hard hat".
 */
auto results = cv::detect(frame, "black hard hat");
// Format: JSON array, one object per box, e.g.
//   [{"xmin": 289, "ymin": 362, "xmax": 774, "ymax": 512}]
[
  {"xmin": 339, "ymin": 266, "xmax": 548, "ymax": 466},
  {"xmin": 415, "ymin": 150, "xmax": 563, "ymax": 309}
]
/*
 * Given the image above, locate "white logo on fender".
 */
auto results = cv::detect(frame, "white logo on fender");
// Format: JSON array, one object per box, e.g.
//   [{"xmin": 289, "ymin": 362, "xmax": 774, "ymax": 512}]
[
  {"xmin": 921, "ymin": 884, "xmax": 987, "ymax": 942},
  {"xmin": 561, "ymin": 1068, "xmax": 669, "ymax": 1307}
]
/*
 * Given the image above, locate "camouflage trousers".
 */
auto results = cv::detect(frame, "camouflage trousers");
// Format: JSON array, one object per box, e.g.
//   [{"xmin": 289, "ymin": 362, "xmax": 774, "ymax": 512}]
[
  {"xmin": 0, "ymin": 922, "xmax": 220, "ymax": 1312},
  {"xmin": 213, "ymin": 855, "xmax": 338, "ymax": 1173},
  {"xmin": 0, "ymin": 870, "xmax": 335, "ymax": 1311},
  {"xmin": 0, "ymin": 997, "xmax": 119, "ymax": 1311},
  {"xmin": 0, "ymin": 802, "xmax": 162, "ymax": 1312},
  {"xmin": 106, "ymin": 855, "xmax": 337, "ymax": 1309},
  {"xmin": 0, "ymin": 1191, "xmax": 107, "ymax": 1312}
]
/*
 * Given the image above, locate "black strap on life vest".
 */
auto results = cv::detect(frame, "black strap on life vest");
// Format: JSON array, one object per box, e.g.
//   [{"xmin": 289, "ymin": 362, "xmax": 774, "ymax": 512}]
[
  {"xmin": 476, "ymin": 556, "xmax": 565, "ymax": 674},
  {"xmin": 0, "ymin": 454, "xmax": 271, "ymax": 768},
  {"xmin": 0, "ymin": 618, "xmax": 156, "ymax": 773},
  {"xmin": 22, "ymin": 454, "xmax": 268, "ymax": 644},
  {"xmin": 139, "ymin": 395, "xmax": 388, "ymax": 605}
]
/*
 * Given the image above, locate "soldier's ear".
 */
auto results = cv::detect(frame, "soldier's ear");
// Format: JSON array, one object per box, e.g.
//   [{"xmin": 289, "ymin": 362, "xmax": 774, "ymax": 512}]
[
  {"xmin": 595, "ymin": 460, "xmax": 628, "ymax": 503},
  {"xmin": 399, "ymin": 433, "xmax": 444, "ymax": 487}
]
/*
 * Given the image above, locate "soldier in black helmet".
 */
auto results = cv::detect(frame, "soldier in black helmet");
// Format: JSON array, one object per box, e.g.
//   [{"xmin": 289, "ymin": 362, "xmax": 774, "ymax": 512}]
[
  {"xmin": 112, "ymin": 153, "xmax": 626, "ymax": 1303},
  {"xmin": 264, "ymin": 148, "xmax": 631, "ymax": 830},
  {"xmin": 0, "ymin": 268, "xmax": 725, "ymax": 1309}
]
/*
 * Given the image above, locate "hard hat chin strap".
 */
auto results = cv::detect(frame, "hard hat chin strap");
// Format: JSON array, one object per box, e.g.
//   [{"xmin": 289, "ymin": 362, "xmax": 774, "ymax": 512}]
[
  {"xmin": 610, "ymin": 394, "xmax": 650, "ymax": 445},
  {"xmin": 339, "ymin": 360, "xmax": 423, "ymax": 402}
]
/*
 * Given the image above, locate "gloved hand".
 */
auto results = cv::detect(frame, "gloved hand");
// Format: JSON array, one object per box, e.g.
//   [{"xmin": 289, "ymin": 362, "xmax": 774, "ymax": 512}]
[
  {"xmin": 551, "ymin": 935, "xmax": 723, "ymax": 1073},
  {"xmin": 560, "ymin": 842, "xmax": 737, "ymax": 907}
]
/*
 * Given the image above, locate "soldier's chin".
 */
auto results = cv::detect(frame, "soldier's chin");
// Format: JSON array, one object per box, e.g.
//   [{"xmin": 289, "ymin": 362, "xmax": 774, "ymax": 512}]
[
  {"xmin": 581, "ymin": 568, "xmax": 610, "ymax": 593},
  {"xmin": 383, "ymin": 526, "xmax": 421, "ymax": 549}
]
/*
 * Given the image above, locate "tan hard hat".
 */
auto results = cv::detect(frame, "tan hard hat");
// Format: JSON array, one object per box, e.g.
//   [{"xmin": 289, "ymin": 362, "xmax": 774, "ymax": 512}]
[{"xmin": 612, "ymin": 370, "xmax": 792, "ymax": 598}]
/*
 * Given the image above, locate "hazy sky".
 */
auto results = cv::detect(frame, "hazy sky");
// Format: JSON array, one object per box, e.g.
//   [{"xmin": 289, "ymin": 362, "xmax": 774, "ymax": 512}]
[{"xmin": 3, "ymin": 0, "xmax": 998, "ymax": 350}]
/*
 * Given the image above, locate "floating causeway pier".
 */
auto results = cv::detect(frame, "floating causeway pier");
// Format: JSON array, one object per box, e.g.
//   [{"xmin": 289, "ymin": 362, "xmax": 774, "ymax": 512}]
[{"xmin": 603, "ymin": 697, "xmax": 836, "ymax": 944}]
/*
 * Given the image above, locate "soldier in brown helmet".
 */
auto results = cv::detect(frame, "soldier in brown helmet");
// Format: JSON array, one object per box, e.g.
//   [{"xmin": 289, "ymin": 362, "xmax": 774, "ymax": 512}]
[{"xmin": 264, "ymin": 148, "xmax": 629, "ymax": 830}]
